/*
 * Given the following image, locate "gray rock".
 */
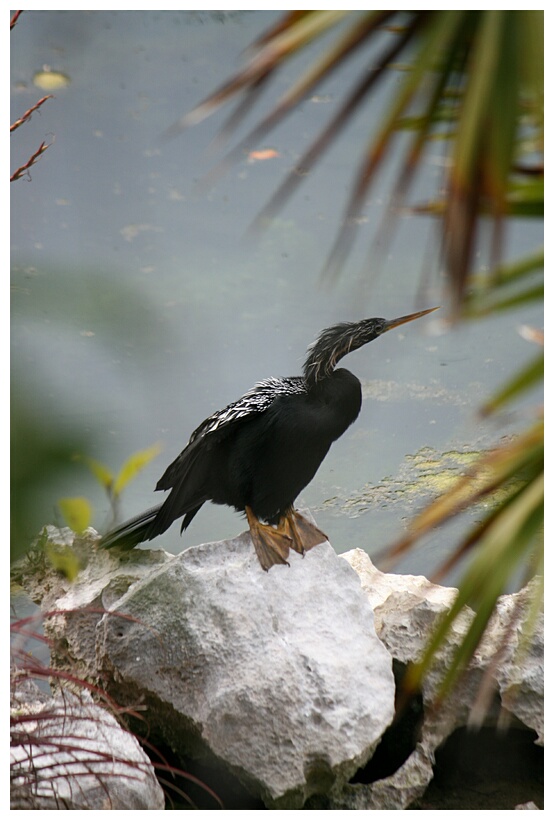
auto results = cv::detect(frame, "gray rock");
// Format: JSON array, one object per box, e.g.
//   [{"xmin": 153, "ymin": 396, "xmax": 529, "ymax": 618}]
[
  {"xmin": 14, "ymin": 527, "xmax": 395, "ymax": 809},
  {"xmin": 333, "ymin": 550, "xmax": 543, "ymax": 810},
  {"xmin": 342, "ymin": 550, "xmax": 543, "ymax": 738},
  {"xmin": 13, "ymin": 529, "xmax": 542, "ymax": 810},
  {"xmin": 96, "ymin": 531, "xmax": 396, "ymax": 808},
  {"xmin": 10, "ymin": 687, "xmax": 165, "ymax": 810},
  {"xmin": 483, "ymin": 580, "xmax": 544, "ymax": 745},
  {"xmin": 12, "ymin": 526, "xmax": 174, "ymax": 685}
]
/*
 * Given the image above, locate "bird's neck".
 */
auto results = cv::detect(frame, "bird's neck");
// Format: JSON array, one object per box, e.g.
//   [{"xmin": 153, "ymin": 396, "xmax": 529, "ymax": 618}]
[{"xmin": 307, "ymin": 368, "xmax": 362, "ymax": 438}]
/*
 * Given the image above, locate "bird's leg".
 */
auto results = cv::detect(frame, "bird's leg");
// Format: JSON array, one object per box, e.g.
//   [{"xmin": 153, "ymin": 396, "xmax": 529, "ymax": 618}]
[
  {"xmin": 245, "ymin": 505, "xmax": 293, "ymax": 571},
  {"xmin": 282, "ymin": 508, "xmax": 328, "ymax": 556}
]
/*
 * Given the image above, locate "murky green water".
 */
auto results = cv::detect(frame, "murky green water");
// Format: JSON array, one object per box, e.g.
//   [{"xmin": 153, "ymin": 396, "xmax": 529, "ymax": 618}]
[{"xmin": 11, "ymin": 11, "xmax": 543, "ymax": 582}]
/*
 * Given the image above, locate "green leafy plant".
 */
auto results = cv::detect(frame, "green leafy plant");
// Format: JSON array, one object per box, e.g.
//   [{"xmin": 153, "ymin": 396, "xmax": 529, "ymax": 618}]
[
  {"xmin": 51, "ymin": 446, "xmax": 160, "ymax": 579},
  {"xmin": 70, "ymin": 444, "xmax": 161, "ymax": 530},
  {"xmin": 57, "ymin": 498, "xmax": 92, "ymax": 535}
]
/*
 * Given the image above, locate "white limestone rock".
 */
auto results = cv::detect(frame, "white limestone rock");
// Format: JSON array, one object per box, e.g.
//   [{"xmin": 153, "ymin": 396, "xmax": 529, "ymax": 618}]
[
  {"xmin": 337, "ymin": 550, "xmax": 543, "ymax": 810},
  {"xmin": 96, "ymin": 532, "xmax": 396, "ymax": 808},
  {"xmin": 10, "ymin": 688, "xmax": 165, "ymax": 810},
  {"xmin": 16, "ymin": 529, "xmax": 541, "ymax": 809}
]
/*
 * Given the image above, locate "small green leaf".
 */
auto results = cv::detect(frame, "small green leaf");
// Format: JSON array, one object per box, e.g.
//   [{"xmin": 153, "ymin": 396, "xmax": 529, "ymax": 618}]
[
  {"xmin": 46, "ymin": 544, "xmax": 81, "ymax": 581},
  {"xmin": 481, "ymin": 353, "xmax": 543, "ymax": 414},
  {"xmin": 83, "ymin": 456, "xmax": 114, "ymax": 491},
  {"xmin": 506, "ymin": 200, "xmax": 544, "ymax": 218},
  {"xmin": 469, "ymin": 249, "xmax": 543, "ymax": 291},
  {"xmin": 466, "ymin": 283, "xmax": 543, "ymax": 316},
  {"xmin": 58, "ymin": 496, "xmax": 92, "ymax": 533},
  {"xmin": 113, "ymin": 443, "xmax": 161, "ymax": 497}
]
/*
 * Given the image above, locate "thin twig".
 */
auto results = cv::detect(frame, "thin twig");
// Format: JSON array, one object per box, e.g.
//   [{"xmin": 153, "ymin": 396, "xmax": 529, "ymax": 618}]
[
  {"xmin": 11, "ymin": 10, "xmax": 23, "ymax": 30},
  {"xmin": 11, "ymin": 96, "xmax": 54, "ymax": 132},
  {"xmin": 11, "ymin": 141, "xmax": 50, "ymax": 182}
]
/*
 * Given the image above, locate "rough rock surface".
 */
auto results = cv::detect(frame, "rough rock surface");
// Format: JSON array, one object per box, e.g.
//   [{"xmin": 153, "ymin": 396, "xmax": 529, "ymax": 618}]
[
  {"xmin": 342, "ymin": 550, "xmax": 543, "ymax": 740},
  {"xmin": 97, "ymin": 532, "xmax": 395, "ymax": 808},
  {"xmin": 13, "ymin": 527, "xmax": 395, "ymax": 809},
  {"xmin": 329, "ymin": 550, "xmax": 544, "ymax": 810},
  {"xmin": 12, "ymin": 529, "xmax": 543, "ymax": 810},
  {"xmin": 10, "ymin": 685, "xmax": 165, "ymax": 810}
]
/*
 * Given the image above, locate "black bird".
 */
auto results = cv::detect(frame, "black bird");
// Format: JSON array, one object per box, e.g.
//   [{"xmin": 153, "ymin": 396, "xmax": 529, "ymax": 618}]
[{"xmin": 100, "ymin": 307, "xmax": 438, "ymax": 570}]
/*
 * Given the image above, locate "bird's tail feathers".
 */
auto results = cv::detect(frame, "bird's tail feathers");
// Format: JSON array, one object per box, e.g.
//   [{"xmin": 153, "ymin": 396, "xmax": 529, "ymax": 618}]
[{"xmin": 99, "ymin": 504, "xmax": 163, "ymax": 551}]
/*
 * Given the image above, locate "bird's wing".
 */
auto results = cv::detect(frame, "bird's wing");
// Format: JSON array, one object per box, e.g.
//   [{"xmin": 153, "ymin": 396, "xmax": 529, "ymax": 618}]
[
  {"xmin": 188, "ymin": 376, "xmax": 305, "ymax": 443},
  {"xmin": 155, "ymin": 376, "xmax": 305, "ymax": 491}
]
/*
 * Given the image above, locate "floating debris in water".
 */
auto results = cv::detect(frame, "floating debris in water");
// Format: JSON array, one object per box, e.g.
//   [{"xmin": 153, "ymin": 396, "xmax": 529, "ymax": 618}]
[
  {"xmin": 33, "ymin": 66, "xmax": 70, "ymax": 90},
  {"xmin": 247, "ymin": 149, "xmax": 280, "ymax": 163},
  {"xmin": 518, "ymin": 325, "xmax": 543, "ymax": 346}
]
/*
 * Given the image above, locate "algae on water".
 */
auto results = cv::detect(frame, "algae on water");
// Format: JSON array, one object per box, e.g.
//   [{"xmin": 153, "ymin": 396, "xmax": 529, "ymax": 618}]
[{"xmin": 320, "ymin": 445, "xmax": 517, "ymax": 519}]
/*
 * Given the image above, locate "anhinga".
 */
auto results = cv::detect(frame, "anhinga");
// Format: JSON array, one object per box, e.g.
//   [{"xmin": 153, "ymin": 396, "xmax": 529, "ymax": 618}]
[{"xmin": 100, "ymin": 307, "xmax": 438, "ymax": 570}]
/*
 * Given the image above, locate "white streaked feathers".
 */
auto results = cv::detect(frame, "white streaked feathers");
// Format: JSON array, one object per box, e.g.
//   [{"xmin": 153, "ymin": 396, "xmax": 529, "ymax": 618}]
[{"xmin": 188, "ymin": 376, "xmax": 306, "ymax": 445}]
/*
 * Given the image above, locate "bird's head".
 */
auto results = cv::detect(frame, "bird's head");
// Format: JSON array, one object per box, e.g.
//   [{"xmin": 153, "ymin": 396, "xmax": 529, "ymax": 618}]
[{"xmin": 303, "ymin": 307, "xmax": 439, "ymax": 386}]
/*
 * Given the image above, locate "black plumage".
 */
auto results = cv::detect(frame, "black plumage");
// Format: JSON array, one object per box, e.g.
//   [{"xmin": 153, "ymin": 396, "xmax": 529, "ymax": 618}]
[{"xmin": 100, "ymin": 307, "xmax": 438, "ymax": 569}]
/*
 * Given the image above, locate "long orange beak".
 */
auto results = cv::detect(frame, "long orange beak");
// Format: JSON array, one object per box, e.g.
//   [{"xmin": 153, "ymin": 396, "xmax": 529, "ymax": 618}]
[{"xmin": 382, "ymin": 306, "xmax": 440, "ymax": 333}]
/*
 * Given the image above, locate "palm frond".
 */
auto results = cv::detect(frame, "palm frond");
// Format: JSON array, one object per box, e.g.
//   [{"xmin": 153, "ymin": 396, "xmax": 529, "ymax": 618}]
[
  {"xmin": 401, "ymin": 465, "xmax": 543, "ymax": 703},
  {"xmin": 384, "ymin": 417, "xmax": 543, "ymax": 705},
  {"xmin": 166, "ymin": 10, "xmax": 543, "ymax": 305},
  {"xmin": 167, "ymin": 11, "xmax": 544, "ymax": 707}
]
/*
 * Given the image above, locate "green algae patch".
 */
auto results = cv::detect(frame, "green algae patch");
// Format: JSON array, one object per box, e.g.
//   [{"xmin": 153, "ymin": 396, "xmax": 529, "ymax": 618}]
[{"xmin": 321, "ymin": 446, "xmax": 512, "ymax": 519}]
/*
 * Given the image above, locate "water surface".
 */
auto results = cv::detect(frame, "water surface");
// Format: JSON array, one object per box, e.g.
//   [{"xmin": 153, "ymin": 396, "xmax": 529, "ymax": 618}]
[{"xmin": 11, "ymin": 11, "xmax": 543, "ymax": 581}]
